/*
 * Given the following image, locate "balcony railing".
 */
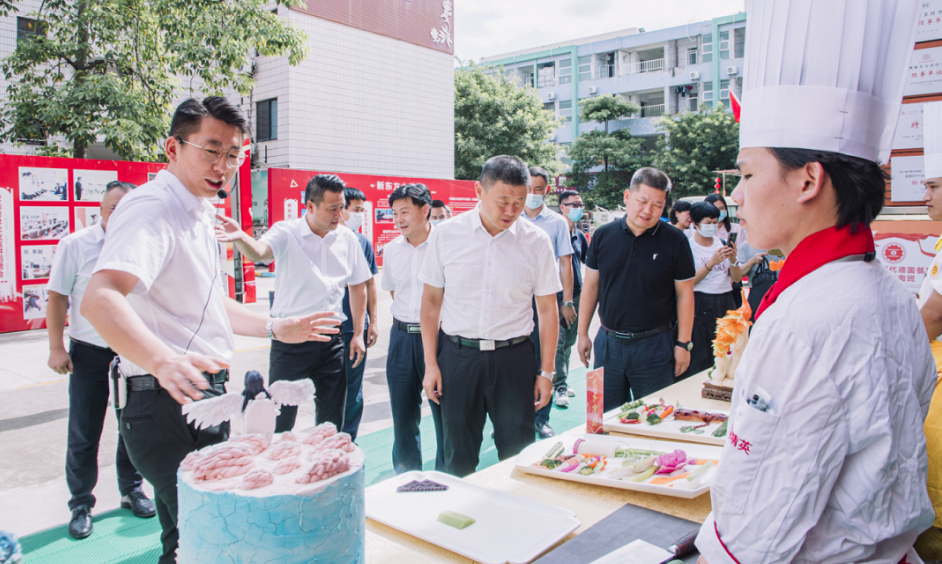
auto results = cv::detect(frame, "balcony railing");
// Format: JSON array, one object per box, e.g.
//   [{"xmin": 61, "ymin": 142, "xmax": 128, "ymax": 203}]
[
  {"xmin": 639, "ymin": 104, "xmax": 665, "ymax": 118},
  {"xmin": 625, "ymin": 58, "xmax": 665, "ymax": 74}
]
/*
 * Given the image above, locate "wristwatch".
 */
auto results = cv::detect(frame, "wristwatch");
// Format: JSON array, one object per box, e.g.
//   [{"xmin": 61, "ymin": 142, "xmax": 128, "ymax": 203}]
[
  {"xmin": 538, "ymin": 370, "xmax": 555, "ymax": 381},
  {"xmin": 675, "ymin": 340, "xmax": 693, "ymax": 351},
  {"xmin": 562, "ymin": 301, "xmax": 575, "ymax": 308},
  {"xmin": 267, "ymin": 318, "xmax": 277, "ymax": 341}
]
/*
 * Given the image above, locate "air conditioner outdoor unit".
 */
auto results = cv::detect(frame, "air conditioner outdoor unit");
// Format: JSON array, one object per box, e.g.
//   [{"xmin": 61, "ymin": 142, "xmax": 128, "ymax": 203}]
[
  {"xmin": 727, "ymin": 66, "xmax": 738, "ymax": 75},
  {"xmin": 547, "ymin": 92, "xmax": 556, "ymax": 101},
  {"xmin": 689, "ymin": 71, "xmax": 700, "ymax": 80},
  {"xmin": 588, "ymin": 86, "xmax": 599, "ymax": 95}
]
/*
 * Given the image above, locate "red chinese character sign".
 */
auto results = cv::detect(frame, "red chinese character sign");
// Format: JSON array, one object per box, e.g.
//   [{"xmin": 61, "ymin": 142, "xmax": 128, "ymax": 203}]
[
  {"xmin": 266, "ymin": 168, "xmax": 477, "ymax": 266},
  {"xmin": 0, "ymin": 154, "xmax": 168, "ymax": 334},
  {"xmin": 873, "ymin": 226, "xmax": 942, "ymax": 297}
]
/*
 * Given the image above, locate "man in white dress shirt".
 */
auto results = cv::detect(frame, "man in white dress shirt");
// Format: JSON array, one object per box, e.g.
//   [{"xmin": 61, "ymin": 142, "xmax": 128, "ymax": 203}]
[
  {"xmin": 47, "ymin": 181, "xmax": 153, "ymax": 540},
  {"xmin": 420, "ymin": 155, "xmax": 561, "ymax": 477},
  {"xmin": 694, "ymin": 3, "xmax": 936, "ymax": 563},
  {"xmin": 382, "ymin": 183, "xmax": 444, "ymax": 473},
  {"xmin": 219, "ymin": 174, "xmax": 371, "ymax": 432},
  {"xmin": 82, "ymin": 97, "xmax": 339, "ymax": 564}
]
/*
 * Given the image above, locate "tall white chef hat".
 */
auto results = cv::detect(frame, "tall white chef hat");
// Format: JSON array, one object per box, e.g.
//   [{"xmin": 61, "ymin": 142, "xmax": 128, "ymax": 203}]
[
  {"xmin": 925, "ymin": 102, "xmax": 942, "ymax": 179},
  {"xmin": 739, "ymin": 0, "xmax": 920, "ymax": 164}
]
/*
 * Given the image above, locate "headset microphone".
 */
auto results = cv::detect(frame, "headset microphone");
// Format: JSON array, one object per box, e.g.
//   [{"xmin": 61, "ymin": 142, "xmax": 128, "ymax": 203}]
[{"xmin": 217, "ymin": 184, "xmax": 232, "ymax": 200}]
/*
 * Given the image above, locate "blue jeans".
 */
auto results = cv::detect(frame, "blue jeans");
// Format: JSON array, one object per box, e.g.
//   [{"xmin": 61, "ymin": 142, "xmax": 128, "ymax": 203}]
[
  {"xmin": 595, "ymin": 330, "xmax": 675, "ymax": 413},
  {"xmin": 342, "ymin": 330, "xmax": 367, "ymax": 440},
  {"xmin": 386, "ymin": 324, "xmax": 444, "ymax": 474}
]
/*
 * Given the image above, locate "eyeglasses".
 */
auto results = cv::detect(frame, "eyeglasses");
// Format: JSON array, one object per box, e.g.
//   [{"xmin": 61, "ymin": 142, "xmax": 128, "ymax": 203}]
[
  {"xmin": 561, "ymin": 202, "xmax": 585, "ymax": 208},
  {"xmin": 176, "ymin": 137, "xmax": 245, "ymax": 168}
]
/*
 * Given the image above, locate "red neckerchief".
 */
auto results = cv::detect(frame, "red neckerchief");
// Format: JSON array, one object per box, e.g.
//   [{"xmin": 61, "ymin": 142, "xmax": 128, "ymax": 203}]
[{"xmin": 755, "ymin": 223, "xmax": 874, "ymax": 320}]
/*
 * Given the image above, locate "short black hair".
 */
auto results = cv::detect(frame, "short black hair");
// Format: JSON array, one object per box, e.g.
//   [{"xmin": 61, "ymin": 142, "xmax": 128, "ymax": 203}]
[
  {"xmin": 704, "ymin": 193, "xmax": 732, "ymax": 232},
  {"xmin": 690, "ymin": 201, "xmax": 720, "ymax": 224},
  {"xmin": 629, "ymin": 167, "xmax": 672, "ymax": 193},
  {"xmin": 344, "ymin": 187, "xmax": 366, "ymax": 208},
  {"xmin": 430, "ymin": 199, "xmax": 447, "ymax": 209},
  {"xmin": 389, "ymin": 183, "xmax": 433, "ymax": 219},
  {"xmin": 529, "ymin": 166, "xmax": 550, "ymax": 185},
  {"xmin": 669, "ymin": 199, "xmax": 692, "ymax": 224},
  {"xmin": 169, "ymin": 97, "xmax": 249, "ymax": 141},
  {"xmin": 105, "ymin": 180, "xmax": 136, "ymax": 193},
  {"xmin": 769, "ymin": 148, "xmax": 887, "ymax": 231},
  {"xmin": 480, "ymin": 155, "xmax": 531, "ymax": 188},
  {"xmin": 557, "ymin": 189, "xmax": 580, "ymax": 205},
  {"xmin": 304, "ymin": 174, "xmax": 346, "ymax": 205}
]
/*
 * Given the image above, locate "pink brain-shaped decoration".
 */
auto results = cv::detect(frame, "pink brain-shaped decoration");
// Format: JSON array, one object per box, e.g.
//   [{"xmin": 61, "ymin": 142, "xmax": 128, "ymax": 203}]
[
  {"xmin": 281, "ymin": 432, "xmax": 298, "ymax": 443},
  {"xmin": 301, "ymin": 422, "xmax": 338, "ymax": 445},
  {"xmin": 273, "ymin": 457, "xmax": 302, "ymax": 475},
  {"xmin": 229, "ymin": 434, "xmax": 268, "ymax": 456},
  {"xmin": 180, "ymin": 451, "xmax": 202, "ymax": 471},
  {"xmin": 192, "ymin": 444, "xmax": 256, "ymax": 481},
  {"xmin": 296, "ymin": 449, "xmax": 351, "ymax": 484},
  {"xmin": 240, "ymin": 469, "xmax": 275, "ymax": 490},
  {"xmin": 312, "ymin": 432, "xmax": 355, "ymax": 454},
  {"xmin": 266, "ymin": 442, "xmax": 301, "ymax": 461}
]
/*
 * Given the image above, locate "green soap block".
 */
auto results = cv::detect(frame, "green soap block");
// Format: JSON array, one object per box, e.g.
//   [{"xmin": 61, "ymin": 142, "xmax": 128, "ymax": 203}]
[{"xmin": 437, "ymin": 510, "xmax": 476, "ymax": 530}]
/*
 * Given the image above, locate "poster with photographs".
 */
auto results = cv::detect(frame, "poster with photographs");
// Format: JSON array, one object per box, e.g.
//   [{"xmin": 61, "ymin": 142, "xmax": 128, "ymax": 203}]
[
  {"xmin": 73, "ymin": 169, "xmax": 118, "ymax": 202},
  {"xmin": 19, "ymin": 168, "xmax": 68, "ymax": 202},
  {"xmin": 22, "ymin": 284, "xmax": 48, "ymax": 320},
  {"xmin": 74, "ymin": 206, "xmax": 101, "ymax": 230},
  {"xmin": 20, "ymin": 207, "xmax": 69, "ymax": 241},
  {"xmin": 21, "ymin": 246, "xmax": 55, "ymax": 280},
  {"xmin": 375, "ymin": 208, "xmax": 394, "ymax": 223}
]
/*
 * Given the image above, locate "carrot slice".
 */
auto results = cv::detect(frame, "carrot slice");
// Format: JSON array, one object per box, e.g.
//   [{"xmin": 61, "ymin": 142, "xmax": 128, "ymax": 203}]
[{"xmin": 649, "ymin": 473, "xmax": 690, "ymax": 486}]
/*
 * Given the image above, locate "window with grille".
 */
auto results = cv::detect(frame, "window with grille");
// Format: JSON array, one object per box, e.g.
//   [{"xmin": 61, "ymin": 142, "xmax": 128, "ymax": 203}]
[
  {"xmin": 719, "ymin": 31, "xmax": 731, "ymax": 60},
  {"xmin": 559, "ymin": 59, "xmax": 572, "ymax": 84},
  {"xmin": 578, "ymin": 56, "xmax": 592, "ymax": 82},
  {"xmin": 702, "ymin": 34, "xmax": 713, "ymax": 64},
  {"xmin": 687, "ymin": 48, "xmax": 697, "ymax": 66},
  {"xmin": 257, "ymin": 98, "xmax": 278, "ymax": 142},
  {"xmin": 559, "ymin": 100, "xmax": 573, "ymax": 123}
]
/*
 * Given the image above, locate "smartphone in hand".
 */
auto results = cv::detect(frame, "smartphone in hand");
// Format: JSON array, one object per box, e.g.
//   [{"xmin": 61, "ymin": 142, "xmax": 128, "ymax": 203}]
[{"xmin": 727, "ymin": 232, "xmax": 738, "ymax": 247}]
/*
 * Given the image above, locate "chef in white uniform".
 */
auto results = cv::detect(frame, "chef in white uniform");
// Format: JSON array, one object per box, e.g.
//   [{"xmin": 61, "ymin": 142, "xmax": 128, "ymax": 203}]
[{"xmin": 695, "ymin": 2, "xmax": 937, "ymax": 563}]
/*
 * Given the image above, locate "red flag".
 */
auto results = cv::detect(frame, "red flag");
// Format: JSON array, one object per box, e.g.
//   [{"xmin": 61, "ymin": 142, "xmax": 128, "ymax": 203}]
[{"xmin": 729, "ymin": 89, "xmax": 741, "ymax": 122}]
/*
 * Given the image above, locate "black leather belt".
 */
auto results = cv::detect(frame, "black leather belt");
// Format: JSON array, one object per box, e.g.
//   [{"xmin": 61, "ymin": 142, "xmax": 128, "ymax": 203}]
[
  {"xmin": 393, "ymin": 318, "xmax": 422, "ymax": 333},
  {"xmin": 127, "ymin": 369, "xmax": 229, "ymax": 392},
  {"xmin": 601, "ymin": 324, "xmax": 671, "ymax": 342},
  {"xmin": 70, "ymin": 337, "xmax": 113, "ymax": 352},
  {"xmin": 447, "ymin": 334, "xmax": 529, "ymax": 351}
]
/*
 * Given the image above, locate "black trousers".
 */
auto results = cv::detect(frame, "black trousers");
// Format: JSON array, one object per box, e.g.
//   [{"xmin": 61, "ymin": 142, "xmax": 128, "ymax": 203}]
[
  {"xmin": 438, "ymin": 331, "xmax": 538, "ymax": 477},
  {"xmin": 120, "ymin": 381, "xmax": 228, "ymax": 564},
  {"xmin": 679, "ymin": 290, "xmax": 737, "ymax": 381},
  {"xmin": 66, "ymin": 339, "xmax": 142, "ymax": 510},
  {"xmin": 269, "ymin": 335, "xmax": 346, "ymax": 432}
]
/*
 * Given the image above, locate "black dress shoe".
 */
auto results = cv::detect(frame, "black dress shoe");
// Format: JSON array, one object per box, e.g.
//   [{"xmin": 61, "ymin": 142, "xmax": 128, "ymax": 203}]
[
  {"xmin": 537, "ymin": 423, "xmax": 555, "ymax": 439},
  {"xmin": 69, "ymin": 505, "xmax": 93, "ymax": 539},
  {"xmin": 121, "ymin": 489, "xmax": 156, "ymax": 518}
]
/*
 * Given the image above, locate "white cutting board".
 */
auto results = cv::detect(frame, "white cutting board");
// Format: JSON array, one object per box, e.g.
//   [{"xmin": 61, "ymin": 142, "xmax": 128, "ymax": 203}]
[
  {"xmin": 515, "ymin": 435, "xmax": 722, "ymax": 499},
  {"xmin": 602, "ymin": 407, "xmax": 730, "ymax": 446},
  {"xmin": 366, "ymin": 471, "xmax": 580, "ymax": 564}
]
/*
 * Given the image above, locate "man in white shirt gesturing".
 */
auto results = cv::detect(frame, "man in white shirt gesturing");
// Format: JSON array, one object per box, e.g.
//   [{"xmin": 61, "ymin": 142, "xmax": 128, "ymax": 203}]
[{"xmin": 420, "ymin": 155, "xmax": 561, "ymax": 477}]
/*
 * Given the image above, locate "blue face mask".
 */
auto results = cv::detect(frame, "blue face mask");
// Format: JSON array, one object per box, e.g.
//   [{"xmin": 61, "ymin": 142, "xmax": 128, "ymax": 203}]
[
  {"xmin": 525, "ymin": 193, "xmax": 544, "ymax": 209},
  {"xmin": 430, "ymin": 219, "xmax": 443, "ymax": 226},
  {"xmin": 567, "ymin": 208, "xmax": 584, "ymax": 222},
  {"xmin": 718, "ymin": 210, "xmax": 728, "ymax": 222}
]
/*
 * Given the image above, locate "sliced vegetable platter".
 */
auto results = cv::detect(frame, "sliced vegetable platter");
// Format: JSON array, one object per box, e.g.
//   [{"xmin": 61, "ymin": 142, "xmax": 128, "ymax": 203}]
[
  {"xmin": 514, "ymin": 434, "xmax": 722, "ymax": 499},
  {"xmin": 602, "ymin": 399, "xmax": 730, "ymax": 446}
]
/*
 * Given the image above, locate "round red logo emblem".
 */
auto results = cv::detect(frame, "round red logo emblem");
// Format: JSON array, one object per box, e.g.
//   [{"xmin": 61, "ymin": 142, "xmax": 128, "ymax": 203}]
[{"xmin": 883, "ymin": 243, "xmax": 906, "ymax": 263}]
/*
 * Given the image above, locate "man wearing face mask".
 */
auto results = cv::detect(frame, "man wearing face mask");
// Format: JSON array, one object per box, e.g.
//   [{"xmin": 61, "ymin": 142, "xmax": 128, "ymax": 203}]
[
  {"xmin": 339, "ymin": 187, "xmax": 379, "ymax": 439},
  {"xmin": 430, "ymin": 200, "xmax": 451, "ymax": 226},
  {"xmin": 524, "ymin": 166, "xmax": 574, "ymax": 439},
  {"xmin": 555, "ymin": 190, "xmax": 589, "ymax": 407},
  {"xmin": 680, "ymin": 202, "xmax": 742, "ymax": 380}
]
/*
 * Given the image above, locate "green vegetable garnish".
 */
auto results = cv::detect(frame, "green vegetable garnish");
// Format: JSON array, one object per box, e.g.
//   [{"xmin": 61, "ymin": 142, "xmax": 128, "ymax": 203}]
[
  {"xmin": 712, "ymin": 419, "xmax": 729, "ymax": 438},
  {"xmin": 629, "ymin": 466, "xmax": 657, "ymax": 482},
  {"xmin": 646, "ymin": 413, "xmax": 662, "ymax": 425},
  {"xmin": 578, "ymin": 466, "xmax": 596, "ymax": 475},
  {"xmin": 620, "ymin": 399, "xmax": 645, "ymax": 413},
  {"xmin": 624, "ymin": 411, "xmax": 640, "ymax": 420},
  {"xmin": 437, "ymin": 510, "xmax": 476, "ymax": 530}
]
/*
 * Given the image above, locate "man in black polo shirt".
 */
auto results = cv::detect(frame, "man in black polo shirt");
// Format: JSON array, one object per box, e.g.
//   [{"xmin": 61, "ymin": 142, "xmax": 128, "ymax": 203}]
[{"xmin": 577, "ymin": 167, "xmax": 695, "ymax": 411}]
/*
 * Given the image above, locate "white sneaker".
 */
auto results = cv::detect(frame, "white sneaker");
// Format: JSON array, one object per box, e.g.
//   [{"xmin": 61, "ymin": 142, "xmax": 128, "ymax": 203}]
[
  {"xmin": 567, "ymin": 387, "xmax": 576, "ymax": 397},
  {"xmin": 555, "ymin": 387, "xmax": 570, "ymax": 407}
]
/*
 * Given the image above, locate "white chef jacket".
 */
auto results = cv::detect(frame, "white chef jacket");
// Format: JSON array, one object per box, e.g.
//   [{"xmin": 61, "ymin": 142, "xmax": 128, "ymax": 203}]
[
  {"xmin": 46, "ymin": 223, "xmax": 109, "ymax": 348},
  {"xmin": 381, "ymin": 234, "xmax": 428, "ymax": 324},
  {"xmin": 918, "ymin": 244, "xmax": 942, "ymax": 343},
  {"xmin": 695, "ymin": 257, "xmax": 936, "ymax": 564},
  {"xmin": 259, "ymin": 220, "xmax": 372, "ymax": 321},
  {"xmin": 418, "ymin": 204, "xmax": 562, "ymax": 340},
  {"xmin": 94, "ymin": 170, "xmax": 234, "ymax": 376}
]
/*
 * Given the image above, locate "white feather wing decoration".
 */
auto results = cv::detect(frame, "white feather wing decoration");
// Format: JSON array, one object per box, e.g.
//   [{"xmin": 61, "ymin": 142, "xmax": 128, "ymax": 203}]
[
  {"xmin": 181, "ymin": 393, "xmax": 244, "ymax": 430},
  {"xmin": 268, "ymin": 380, "xmax": 315, "ymax": 407}
]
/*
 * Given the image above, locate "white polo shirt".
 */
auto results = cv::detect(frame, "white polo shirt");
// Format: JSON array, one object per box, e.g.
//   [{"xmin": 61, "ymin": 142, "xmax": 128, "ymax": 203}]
[
  {"xmin": 419, "ymin": 204, "xmax": 562, "ymax": 340},
  {"xmin": 260, "ymin": 220, "xmax": 372, "ymax": 320},
  {"xmin": 94, "ymin": 170, "xmax": 234, "ymax": 376},
  {"xmin": 46, "ymin": 223, "xmax": 108, "ymax": 348},
  {"xmin": 381, "ymin": 233, "xmax": 429, "ymax": 324}
]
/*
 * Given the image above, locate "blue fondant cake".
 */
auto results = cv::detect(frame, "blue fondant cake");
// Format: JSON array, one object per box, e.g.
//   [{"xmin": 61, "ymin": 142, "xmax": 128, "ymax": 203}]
[{"xmin": 177, "ymin": 431, "xmax": 365, "ymax": 564}]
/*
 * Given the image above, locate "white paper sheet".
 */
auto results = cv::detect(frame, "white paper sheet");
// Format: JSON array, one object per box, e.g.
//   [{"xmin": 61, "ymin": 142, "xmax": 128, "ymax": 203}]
[{"xmin": 589, "ymin": 539, "xmax": 675, "ymax": 564}]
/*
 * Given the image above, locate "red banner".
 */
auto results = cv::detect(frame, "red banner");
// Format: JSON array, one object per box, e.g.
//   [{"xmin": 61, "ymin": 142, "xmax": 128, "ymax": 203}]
[{"xmin": 266, "ymin": 168, "xmax": 477, "ymax": 266}]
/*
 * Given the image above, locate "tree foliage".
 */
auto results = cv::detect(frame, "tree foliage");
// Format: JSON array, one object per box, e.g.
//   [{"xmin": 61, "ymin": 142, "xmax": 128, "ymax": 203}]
[
  {"xmin": 1, "ymin": 0, "xmax": 309, "ymax": 160},
  {"xmin": 454, "ymin": 63, "xmax": 561, "ymax": 181},
  {"xmin": 652, "ymin": 102, "xmax": 739, "ymax": 198},
  {"xmin": 579, "ymin": 94, "xmax": 639, "ymax": 133}
]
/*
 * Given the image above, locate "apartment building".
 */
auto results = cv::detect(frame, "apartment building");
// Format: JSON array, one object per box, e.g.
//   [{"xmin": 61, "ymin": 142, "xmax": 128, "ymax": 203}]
[
  {"xmin": 0, "ymin": 0, "xmax": 456, "ymax": 179},
  {"xmin": 480, "ymin": 13, "xmax": 746, "ymax": 160}
]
